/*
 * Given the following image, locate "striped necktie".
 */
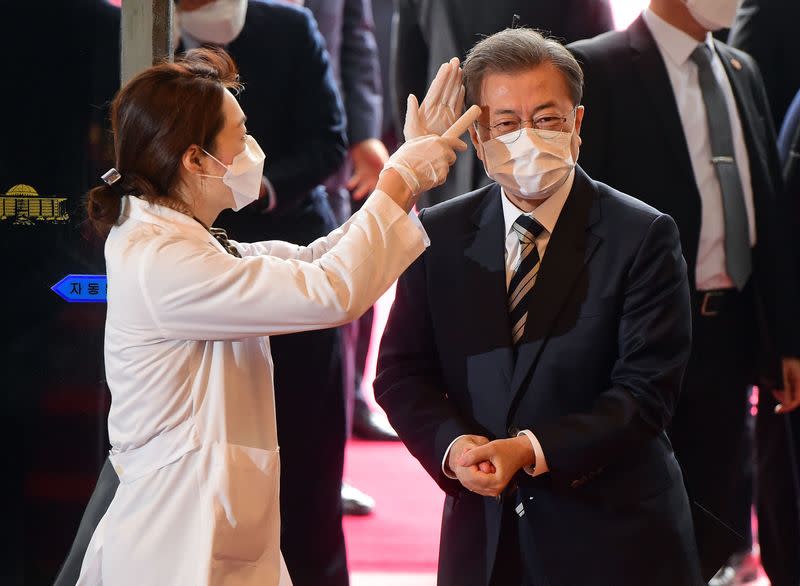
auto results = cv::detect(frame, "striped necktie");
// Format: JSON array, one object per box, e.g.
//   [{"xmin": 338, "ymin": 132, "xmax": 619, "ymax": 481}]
[
  {"xmin": 509, "ymin": 215, "xmax": 545, "ymax": 344},
  {"xmin": 209, "ymin": 227, "xmax": 242, "ymax": 258}
]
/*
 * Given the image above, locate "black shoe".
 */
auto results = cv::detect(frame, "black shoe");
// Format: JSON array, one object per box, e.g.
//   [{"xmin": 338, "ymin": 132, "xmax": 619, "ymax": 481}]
[
  {"xmin": 342, "ymin": 482, "xmax": 375, "ymax": 516},
  {"xmin": 352, "ymin": 401, "xmax": 400, "ymax": 441}
]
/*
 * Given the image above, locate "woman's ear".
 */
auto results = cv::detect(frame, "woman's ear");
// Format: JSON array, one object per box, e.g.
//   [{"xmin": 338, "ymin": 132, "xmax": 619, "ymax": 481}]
[{"xmin": 182, "ymin": 144, "xmax": 206, "ymax": 175}]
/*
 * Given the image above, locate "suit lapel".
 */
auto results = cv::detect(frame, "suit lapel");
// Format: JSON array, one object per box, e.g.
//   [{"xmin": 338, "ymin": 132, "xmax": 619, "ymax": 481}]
[
  {"xmin": 628, "ymin": 16, "xmax": 696, "ymax": 184},
  {"xmin": 507, "ymin": 169, "xmax": 602, "ymax": 410},
  {"xmin": 463, "ymin": 184, "xmax": 515, "ymax": 389},
  {"xmin": 715, "ymin": 42, "xmax": 771, "ymax": 190}
]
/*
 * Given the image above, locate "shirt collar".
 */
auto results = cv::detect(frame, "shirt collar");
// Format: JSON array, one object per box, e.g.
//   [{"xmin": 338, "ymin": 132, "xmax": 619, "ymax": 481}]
[
  {"xmin": 642, "ymin": 8, "xmax": 716, "ymax": 67},
  {"xmin": 501, "ymin": 169, "xmax": 574, "ymax": 239}
]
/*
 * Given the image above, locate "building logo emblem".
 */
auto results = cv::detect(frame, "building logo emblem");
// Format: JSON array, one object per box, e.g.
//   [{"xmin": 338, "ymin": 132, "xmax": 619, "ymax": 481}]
[{"xmin": 1, "ymin": 184, "xmax": 70, "ymax": 225}]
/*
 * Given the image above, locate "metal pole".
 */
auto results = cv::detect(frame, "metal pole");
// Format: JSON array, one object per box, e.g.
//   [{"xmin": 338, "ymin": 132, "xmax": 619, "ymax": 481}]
[{"xmin": 121, "ymin": 0, "xmax": 173, "ymax": 86}]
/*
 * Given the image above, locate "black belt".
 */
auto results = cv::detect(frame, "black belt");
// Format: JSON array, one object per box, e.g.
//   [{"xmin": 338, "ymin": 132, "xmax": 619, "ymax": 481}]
[{"xmin": 695, "ymin": 288, "xmax": 738, "ymax": 317}]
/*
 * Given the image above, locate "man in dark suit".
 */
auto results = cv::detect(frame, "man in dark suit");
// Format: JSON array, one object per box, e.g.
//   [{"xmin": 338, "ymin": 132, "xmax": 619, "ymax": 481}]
[
  {"xmin": 375, "ymin": 28, "xmax": 702, "ymax": 586},
  {"xmin": 303, "ymin": 4, "xmax": 403, "ymax": 514},
  {"xmin": 53, "ymin": 2, "xmax": 351, "ymax": 585},
  {"xmin": 568, "ymin": 1, "xmax": 800, "ymax": 582},
  {"xmin": 392, "ymin": 0, "xmax": 615, "ymax": 207},
  {"xmin": 728, "ymin": 0, "xmax": 800, "ymax": 128}
]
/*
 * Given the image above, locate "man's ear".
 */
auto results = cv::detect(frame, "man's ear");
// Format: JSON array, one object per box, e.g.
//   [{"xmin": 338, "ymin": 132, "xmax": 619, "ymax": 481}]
[
  {"xmin": 574, "ymin": 105, "xmax": 585, "ymax": 140},
  {"xmin": 469, "ymin": 125, "xmax": 484, "ymax": 162},
  {"xmin": 182, "ymin": 144, "xmax": 206, "ymax": 175}
]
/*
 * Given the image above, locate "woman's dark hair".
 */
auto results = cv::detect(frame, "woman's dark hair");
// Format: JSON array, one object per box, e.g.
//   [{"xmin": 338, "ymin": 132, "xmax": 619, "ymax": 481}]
[{"xmin": 87, "ymin": 47, "xmax": 243, "ymax": 235}]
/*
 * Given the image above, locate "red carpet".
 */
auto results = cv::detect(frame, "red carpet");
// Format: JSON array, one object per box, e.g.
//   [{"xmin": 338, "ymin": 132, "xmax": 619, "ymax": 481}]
[{"xmin": 343, "ymin": 439, "xmax": 443, "ymax": 573}]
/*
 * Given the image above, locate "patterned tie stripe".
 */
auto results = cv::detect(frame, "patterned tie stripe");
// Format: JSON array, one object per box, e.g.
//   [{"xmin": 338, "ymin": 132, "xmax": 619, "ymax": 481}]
[{"xmin": 509, "ymin": 215, "xmax": 544, "ymax": 344}]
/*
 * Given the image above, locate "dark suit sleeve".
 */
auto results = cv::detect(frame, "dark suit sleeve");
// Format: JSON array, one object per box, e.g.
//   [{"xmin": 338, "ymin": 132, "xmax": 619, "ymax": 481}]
[
  {"xmin": 391, "ymin": 0, "xmax": 429, "ymax": 137},
  {"xmin": 531, "ymin": 214, "xmax": 691, "ymax": 477},
  {"xmin": 265, "ymin": 9, "xmax": 347, "ymax": 204},
  {"xmin": 375, "ymin": 216, "xmax": 472, "ymax": 495},
  {"xmin": 741, "ymin": 52, "xmax": 800, "ymax": 358},
  {"xmin": 341, "ymin": 0, "xmax": 383, "ymax": 144},
  {"xmin": 728, "ymin": 0, "xmax": 775, "ymax": 83}
]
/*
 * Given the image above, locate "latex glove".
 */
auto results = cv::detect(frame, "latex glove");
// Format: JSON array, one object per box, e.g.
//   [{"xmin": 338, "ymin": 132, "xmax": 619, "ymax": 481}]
[
  {"xmin": 384, "ymin": 105, "xmax": 482, "ymax": 194},
  {"xmin": 404, "ymin": 57, "xmax": 466, "ymax": 140},
  {"xmin": 347, "ymin": 138, "xmax": 390, "ymax": 201}
]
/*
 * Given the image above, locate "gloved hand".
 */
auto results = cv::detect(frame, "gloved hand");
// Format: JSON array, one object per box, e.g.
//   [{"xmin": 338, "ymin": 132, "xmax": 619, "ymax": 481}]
[
  {"xmin": 404, "ymin": 57, "xmax": 466, "ymax": 140},
  {"xmin": 384, "ymin": 105, "xmax": 482, "ymax": 194}
]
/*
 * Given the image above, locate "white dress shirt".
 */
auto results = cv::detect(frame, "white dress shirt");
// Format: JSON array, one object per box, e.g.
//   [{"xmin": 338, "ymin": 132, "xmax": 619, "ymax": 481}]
[
  {"xmin": 441, "ymin": 171, "xmax": 575, "ymax": 480},
  {"xmin": 643, "ymin": 8, "xmax": 756, "ymax": 291}
]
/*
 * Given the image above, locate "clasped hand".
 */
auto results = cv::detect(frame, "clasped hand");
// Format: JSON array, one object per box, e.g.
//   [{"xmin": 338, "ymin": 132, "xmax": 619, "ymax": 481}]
[{"xmin": 447, "ymin": 434, "xmax": 534, "ymax": 498}]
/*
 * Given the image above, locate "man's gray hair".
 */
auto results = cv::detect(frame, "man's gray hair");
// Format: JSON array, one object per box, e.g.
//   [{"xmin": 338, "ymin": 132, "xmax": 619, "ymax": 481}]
[{"xmin": 462, "ymin": 28, "xmax": 584, "ymax": 107}]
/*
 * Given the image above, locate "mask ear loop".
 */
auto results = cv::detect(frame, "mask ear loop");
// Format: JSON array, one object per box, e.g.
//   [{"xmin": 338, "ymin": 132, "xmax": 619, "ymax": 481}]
[{"xmin": 197, "ymin": 148, "xmax": 228, "ymax": 179}]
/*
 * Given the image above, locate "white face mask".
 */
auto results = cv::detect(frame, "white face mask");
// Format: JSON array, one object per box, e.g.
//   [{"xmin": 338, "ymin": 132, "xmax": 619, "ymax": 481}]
[
  {"xmin": 179, "ymin": 0, "xmax": 247, "ymax": 45},
  {"xmin": 683, "ymin": 0, "xmax": 739, "ymax": 31},
  {"xmin": 478, "ymin": 127, "xmax": 576, "ymax": 201},
  {"xmin": 201, "ymin": 135, "xmax": 266, "ymax": 211}
]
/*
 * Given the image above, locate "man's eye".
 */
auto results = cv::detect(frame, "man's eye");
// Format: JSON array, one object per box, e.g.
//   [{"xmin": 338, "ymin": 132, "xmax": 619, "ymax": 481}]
[
  {"xmin": 536, "ymin": 117, "xmax": 562, "ymax": 128},
  {"xmin": 495, "ymin": 120, "xmax": 517, "ymax": 129}
]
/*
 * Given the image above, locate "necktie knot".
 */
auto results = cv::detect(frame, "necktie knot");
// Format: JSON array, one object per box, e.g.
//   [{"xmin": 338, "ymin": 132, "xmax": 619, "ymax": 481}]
[
  {"xmin": 511, "ymin": 215, "xmax": 544, "ymax": 245},
  {"xmin": 690, "ymin": 43, "xmax": 713, "ymax": 69}
]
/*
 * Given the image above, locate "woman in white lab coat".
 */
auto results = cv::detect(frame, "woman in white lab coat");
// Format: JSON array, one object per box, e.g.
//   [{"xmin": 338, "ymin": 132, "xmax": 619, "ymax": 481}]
[{"xmin": 75, "ymin": 48, "xmax": 478, "ymax": 586}]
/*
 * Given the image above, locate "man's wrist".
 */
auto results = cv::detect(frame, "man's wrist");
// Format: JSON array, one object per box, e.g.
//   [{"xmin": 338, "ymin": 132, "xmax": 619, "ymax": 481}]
[{"xmin": 513, "ymin": 435, "xmax": 536, "ymax": 469}]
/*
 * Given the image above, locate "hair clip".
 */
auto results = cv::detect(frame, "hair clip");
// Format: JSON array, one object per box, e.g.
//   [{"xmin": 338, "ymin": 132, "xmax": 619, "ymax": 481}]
[{"xmin": 101, "ymin": 168, "xmax": 122, "ymax": 186}]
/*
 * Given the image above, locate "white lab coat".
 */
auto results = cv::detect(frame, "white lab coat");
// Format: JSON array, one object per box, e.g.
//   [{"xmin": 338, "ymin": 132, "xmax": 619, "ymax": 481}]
[{"xmin": 76, "ymin": 191, "xmax": 427, "ymax": 586}]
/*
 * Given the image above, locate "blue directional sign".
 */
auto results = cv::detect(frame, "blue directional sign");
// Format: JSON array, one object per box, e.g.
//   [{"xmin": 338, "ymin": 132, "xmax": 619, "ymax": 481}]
[{"xmin": 51, "ymin": 274, "xmax": 108, "ymax": 303}]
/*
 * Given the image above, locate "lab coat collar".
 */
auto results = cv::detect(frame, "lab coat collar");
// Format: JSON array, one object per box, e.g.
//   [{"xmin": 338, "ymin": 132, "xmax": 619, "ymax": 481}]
[{"xmin": 120, "ymin": 195, "xmax": 225, "ymax": 252}]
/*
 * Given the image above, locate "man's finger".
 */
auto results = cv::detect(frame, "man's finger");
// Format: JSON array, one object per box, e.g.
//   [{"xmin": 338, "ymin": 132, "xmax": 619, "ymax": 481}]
[
  {"xmin": 443, "ymin": 105, "xmax": 482, "ymax": 139},
  {"xmin": 459, "ymin": 443, "xmax": 492, "ymax": 467},
  {"xmin": 478, "ymin": 461, "xmax": 495, "ymax": 474},
  {"xmin": 346, "ymin": 173, "xmax": 361, "ymax": 191}
]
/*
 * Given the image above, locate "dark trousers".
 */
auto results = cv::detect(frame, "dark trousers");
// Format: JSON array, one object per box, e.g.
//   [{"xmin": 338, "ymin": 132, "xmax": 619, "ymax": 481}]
[
  {"xmin": 271, "ymin": 328, "xmax": 349, "ymax": 586},
  {"xmin": 668, "ymin": 287, "xmax": 800, "ymax": 585},
  {"xmin": 489, "ymin": 496, "xmax": 546, "ymax": 586},
  {"xmin": 755, "ymin": 390, "xmax": 800, "ymax": 586},
  {"xmin": 668, "ymin": 289, "xmax": 755, "ymax": 580},
  {"xmin": 52, "ymin": 459, "xmax": 118, "ymax": 586}
]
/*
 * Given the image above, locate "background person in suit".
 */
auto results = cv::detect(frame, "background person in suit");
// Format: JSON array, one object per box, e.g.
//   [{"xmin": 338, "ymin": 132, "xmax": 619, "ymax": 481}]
[
  {"xmin": 568, "ymin": 0, "xmax": 800, "ymax": 582},
  {"xmin": 301, "ymin": 0, "xmax": 399, "ymax": 518},
  {"xmin": 376, "ymin": 28, "xmax": 702, "ymax": 586},
  {"xmin": 728, "ymin": 0, "xmax": 800, "ymax": 129},
  {"xmin": 391, "ymin": 0, "xmax": 615, "ymax": 208}
]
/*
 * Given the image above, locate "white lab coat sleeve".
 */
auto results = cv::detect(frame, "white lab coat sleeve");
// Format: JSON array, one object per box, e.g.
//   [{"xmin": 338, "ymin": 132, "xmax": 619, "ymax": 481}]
[
  {"xmin": 231, "ymin": 220, "xmax": 347, "ymax": 261},
  {"xmin": 139, "ymin": 190, "xmax": 427, "ymax": 340}
]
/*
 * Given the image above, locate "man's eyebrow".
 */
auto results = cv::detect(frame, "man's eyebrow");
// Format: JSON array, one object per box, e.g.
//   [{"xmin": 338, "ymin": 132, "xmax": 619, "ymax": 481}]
[{"xmin": 492, "ymin": 101, "xmax": 559, "ymax": 116}]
